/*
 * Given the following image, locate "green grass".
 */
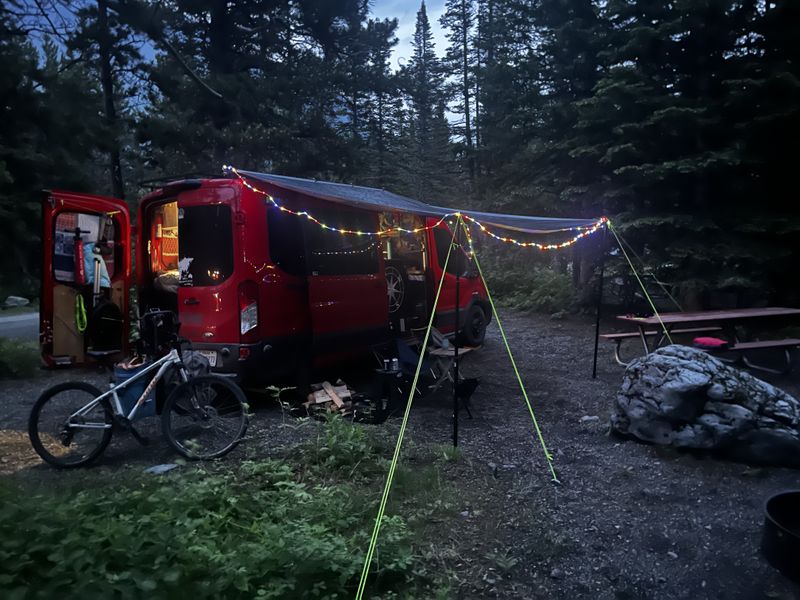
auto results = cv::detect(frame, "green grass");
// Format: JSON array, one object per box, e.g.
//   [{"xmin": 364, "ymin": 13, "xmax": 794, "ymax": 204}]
[
  {"xmin": 0, "ymin": 337, "xmax": 39, "ymax": 379},
  {"xmin": 0, "ymin": 415, "xmax": 457, "ymax": 599}
]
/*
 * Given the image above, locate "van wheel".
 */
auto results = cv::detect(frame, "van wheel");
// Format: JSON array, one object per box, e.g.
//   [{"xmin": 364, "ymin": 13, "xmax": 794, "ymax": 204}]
[
  {"xmin": 385, "ymin": 263, "xmax": 406, "ymax": 314},
  {"xmin": 460, "ymin": 304, "xmax": 487, "ymax": 346}
]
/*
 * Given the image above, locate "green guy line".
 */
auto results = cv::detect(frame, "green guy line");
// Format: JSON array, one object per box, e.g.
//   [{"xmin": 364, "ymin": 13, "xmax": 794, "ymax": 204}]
[
  {"xmin": 355, "ymin": 219, "xmax": 460, "ymax": 600},
  {"xmin": 465, "ymin": 222, "xmax": 559, "ymax": 483},
  {"xmin": 613, "ymin": 226, "xmax": 682, "ymax": 311},
  {"xmin": 607, "ymin": 220, "xmax": 673, "ymax": 345}
]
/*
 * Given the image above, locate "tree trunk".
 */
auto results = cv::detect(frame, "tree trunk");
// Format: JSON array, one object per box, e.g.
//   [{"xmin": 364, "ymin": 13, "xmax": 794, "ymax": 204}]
[
  {"xmin": 461, "ymin": 0, "xmax": 473, "ymax": 181},
  {"xmin": 97, "ymin": 0, "xmax": 124, "ymax": 199}
]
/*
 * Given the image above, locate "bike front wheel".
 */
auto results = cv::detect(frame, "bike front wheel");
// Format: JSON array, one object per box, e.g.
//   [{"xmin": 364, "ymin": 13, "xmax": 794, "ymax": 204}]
[
  {"xmin": 162, "ymin": 375, "xmax": 248, "ymax": 459},
  {"xmin": 28, "ymin": 382, "xmax": 114, "ymax": 468}
]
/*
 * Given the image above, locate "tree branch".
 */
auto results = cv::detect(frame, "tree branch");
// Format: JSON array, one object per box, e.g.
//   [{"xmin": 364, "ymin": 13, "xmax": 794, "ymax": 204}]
[
  {"xmin": 106, "ymin": 0, "xmax": 223, "ymax": 100},
  {"xmin": 160, "ymin": 37, "xmax": 223, "ymax": 99}
]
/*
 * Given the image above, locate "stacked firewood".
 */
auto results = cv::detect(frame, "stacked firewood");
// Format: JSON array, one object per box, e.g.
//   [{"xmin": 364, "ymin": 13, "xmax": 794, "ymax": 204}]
[
  {"xmin": 304, "ymin": 381, "xmax": 355, "ymax": 417},
  {"xmin": 302, "ymin": 380, "xmax": 388, "ymax": 424}
]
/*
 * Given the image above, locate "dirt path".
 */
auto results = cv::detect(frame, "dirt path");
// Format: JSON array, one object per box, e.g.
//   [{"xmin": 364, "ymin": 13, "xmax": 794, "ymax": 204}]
[{"xmin": 2, "ymin": 310, "xmax": 799, "ymax": 599}]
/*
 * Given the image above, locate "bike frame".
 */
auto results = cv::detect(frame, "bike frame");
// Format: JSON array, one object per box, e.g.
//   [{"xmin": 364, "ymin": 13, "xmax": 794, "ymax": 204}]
[{"xmin": 68, "ymin": 349, "xmax": 189, "ymax": 428}]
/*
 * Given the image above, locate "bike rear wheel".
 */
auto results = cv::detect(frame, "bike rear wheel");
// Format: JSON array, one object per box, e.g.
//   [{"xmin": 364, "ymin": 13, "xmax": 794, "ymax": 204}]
[
  {"xmin": 162, "ymin": 375, "xmax": 248, "ymax": 459},
  {"xmin": 28, "ymin": 382, "xmax": 113, "ymax": 468}
]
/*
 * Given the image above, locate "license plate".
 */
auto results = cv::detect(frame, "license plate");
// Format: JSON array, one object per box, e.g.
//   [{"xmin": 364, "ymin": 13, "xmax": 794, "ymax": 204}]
[{"xmin": 198, "ymin": 350, "xmax": 218, "ymax": 367}]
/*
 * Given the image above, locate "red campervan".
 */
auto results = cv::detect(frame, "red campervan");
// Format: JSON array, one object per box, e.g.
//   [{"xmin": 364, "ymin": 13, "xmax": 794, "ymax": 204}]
[{"xmin": 40, "ymin": 172, "xmax": 490, "ymax": 382}]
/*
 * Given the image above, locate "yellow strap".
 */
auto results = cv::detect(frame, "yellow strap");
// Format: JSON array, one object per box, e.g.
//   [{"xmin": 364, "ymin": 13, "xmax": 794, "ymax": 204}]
[
  {"xmin": 607, "ymin": 221, "xmax": 673, "ymax": 344},
  {"xmin": 355, "ymin": 218, "xmax": 460, "ymax": 600},
  {"xmin": 75, "ymin": 295, "xmax": 87, "ymax": 333},
  {"xmin": 464, "ymin": 222, "xmax": 559, "ymax": 483}
]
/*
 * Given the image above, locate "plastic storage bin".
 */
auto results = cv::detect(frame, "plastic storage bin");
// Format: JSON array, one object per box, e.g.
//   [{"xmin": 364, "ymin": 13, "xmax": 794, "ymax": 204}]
[{"xmin": 114, "ymin": 358, "xmax": 156, "ymax": 420}]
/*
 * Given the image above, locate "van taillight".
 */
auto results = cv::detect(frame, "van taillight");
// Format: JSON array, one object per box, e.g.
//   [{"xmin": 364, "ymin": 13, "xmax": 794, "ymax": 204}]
[{"xmin": 238, "ymin": 281, "xmax": 258, "ymax": 339}]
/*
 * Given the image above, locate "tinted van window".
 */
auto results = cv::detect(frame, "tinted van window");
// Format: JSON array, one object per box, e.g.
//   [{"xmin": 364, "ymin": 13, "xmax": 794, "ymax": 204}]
[
  {"xmin": 267, "ymin": 204, "xmax": 306, "ymax": 276},
  {"xmin": 433, "ymin": 226, "xmax": 473, "ymax": 276},
  {"xmin": 179, "ymin": 205, "xmax": 234, "ymax": 287},
  {"xmin": 305, "ymin": 209, "xmax": 379, "ymax": 276}
]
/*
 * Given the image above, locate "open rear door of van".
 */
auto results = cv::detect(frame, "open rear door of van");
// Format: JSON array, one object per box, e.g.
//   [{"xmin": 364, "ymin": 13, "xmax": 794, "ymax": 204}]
[{"xmin": 41, "ymin": 191, "xmax": 131, "ymax": 367}]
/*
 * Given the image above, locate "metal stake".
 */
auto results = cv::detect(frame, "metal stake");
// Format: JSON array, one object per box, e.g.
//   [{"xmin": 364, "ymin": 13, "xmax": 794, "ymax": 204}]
[
  {"xmin": 592, "ymin": 224, "xmax": 608, "ymax": 379},
  {"xmin": 453, "ymin": 218, "xmax": 461, "ymax": 447}
]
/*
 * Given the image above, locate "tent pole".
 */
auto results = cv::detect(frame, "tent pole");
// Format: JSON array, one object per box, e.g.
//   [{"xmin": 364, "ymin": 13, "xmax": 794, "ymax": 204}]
[
  {"xmin": 592, "ymin": 224, "xmax": 608, "ymax": 379},
  {"xmin": 453, "ymin": 219, "xmax": 461, "ymax": 448}
]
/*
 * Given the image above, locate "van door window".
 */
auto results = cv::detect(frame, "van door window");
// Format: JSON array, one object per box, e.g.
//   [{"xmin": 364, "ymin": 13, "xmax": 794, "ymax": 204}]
[
  {"xmin": 305, "ymin": 209, "xmax": 379, "ymax": 276},
  {"xmin": 433, "ymin": 226, "xmax": 473, "ymax": 277},
  {"xmin": 267, "ymin": 204, "xmax": 306, "ymax": 276},
  {"xmin": 178, "ymin": 205, "xmax": 234, "ymax": 287}
]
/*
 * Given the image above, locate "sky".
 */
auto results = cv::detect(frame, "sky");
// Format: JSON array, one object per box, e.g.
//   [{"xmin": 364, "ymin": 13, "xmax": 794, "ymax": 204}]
[{"xmin": 370, "ymin": 0, "xmax": 448, "ymax": 69}]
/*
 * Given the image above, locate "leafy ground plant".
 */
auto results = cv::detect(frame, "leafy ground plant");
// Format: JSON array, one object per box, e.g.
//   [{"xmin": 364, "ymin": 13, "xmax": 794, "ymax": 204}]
[
  {"xmin": 487, "ymin": 268, "xmax": 575, "ymax": 314},
  {"xmin": 0, "ymin": 416, "xmax": 452, "ymax": 599}
]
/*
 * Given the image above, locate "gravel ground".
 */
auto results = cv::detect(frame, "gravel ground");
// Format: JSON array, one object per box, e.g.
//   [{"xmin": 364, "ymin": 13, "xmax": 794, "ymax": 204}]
[{"xmin": 2, "ymin": 310, "xmax": 800, "ymax": 599}]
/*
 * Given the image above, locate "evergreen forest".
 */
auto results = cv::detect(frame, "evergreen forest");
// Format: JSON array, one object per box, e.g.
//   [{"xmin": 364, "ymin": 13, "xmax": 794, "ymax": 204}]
[{"xmin": 1, "ymin": 0, "xmax": 798, "ymax": 306}]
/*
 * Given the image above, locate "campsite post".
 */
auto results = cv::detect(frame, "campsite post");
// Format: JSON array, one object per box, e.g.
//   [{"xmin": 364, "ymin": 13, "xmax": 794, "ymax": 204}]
[
  {"xmin": 453, "ymin": 216, "xmax": 461, "ymax": 448},
  {"xmin": 592, "ymin": 222, "xmax": 608, "ymax": 379}
]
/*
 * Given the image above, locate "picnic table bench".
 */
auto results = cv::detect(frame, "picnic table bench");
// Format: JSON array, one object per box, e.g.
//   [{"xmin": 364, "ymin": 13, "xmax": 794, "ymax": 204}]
[
  {"xmin": 601, "ymin": 326, "xmax": 723, "ymax": 365},
  {"xmin": 606, "ymin": 307, "xmax": 800, "ymax": 373}
]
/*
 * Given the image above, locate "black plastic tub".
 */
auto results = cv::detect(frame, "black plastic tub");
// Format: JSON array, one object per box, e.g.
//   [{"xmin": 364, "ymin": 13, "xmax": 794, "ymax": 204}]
[{"xmin": 762, "ymin": 491, "xmax": 800, "ymax": 582}]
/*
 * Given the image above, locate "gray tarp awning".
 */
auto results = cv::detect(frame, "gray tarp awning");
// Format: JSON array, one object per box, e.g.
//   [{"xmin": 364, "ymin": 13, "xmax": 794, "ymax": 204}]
[{"xmin": 237, "ymin": 169, "xmax": 600, "ymax": 234}]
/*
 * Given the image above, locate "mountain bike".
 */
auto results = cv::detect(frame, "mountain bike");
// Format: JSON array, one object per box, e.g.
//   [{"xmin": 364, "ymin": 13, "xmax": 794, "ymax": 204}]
[{"xmin": 28, "ymin": 312, "xmax": 249, "ymax": 468}]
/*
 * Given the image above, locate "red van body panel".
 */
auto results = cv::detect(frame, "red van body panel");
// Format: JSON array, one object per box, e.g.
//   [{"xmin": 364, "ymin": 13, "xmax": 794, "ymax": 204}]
[
  {"xmin": 425, "ymin": 218, "xmax": 489, "ymax": 335},
  {"xmin": 41, "ymin": 177, "xmax": 489, "ymax": 381}
]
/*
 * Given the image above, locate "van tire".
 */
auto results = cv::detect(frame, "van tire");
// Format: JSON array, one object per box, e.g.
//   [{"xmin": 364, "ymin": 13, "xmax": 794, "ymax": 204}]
[{"xmin": 460, "ymin": 304, "xmax": 487, "ymax": 346}]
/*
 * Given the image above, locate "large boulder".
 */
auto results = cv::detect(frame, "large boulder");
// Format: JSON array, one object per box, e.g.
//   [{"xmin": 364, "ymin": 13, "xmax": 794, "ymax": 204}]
[{"xmin": 611, "ymin": 345, "xmax": 800, "ymax": 466}]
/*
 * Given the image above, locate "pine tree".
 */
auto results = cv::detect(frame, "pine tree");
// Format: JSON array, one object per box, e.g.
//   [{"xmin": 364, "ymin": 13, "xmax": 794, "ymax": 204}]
[
  {"xmin": 0, "ymin": 31, "xmax": 109, "ymax": 294},
  {"xmin": 68, "ymin": 0, "xmax": 143, "ymax": 199},
  {"xmin": 440, "ymin": 0, "xmax": 477, "ymax": 181},
  {"xmin": 473, "ymin": 0, "xmax": 540, "ymax": 199},
  {"xmin": 567, "ymin": 0, "xmax": 797, "ymax": 304},
  {"xmin": 359, "ymin": 18, "xmax": 404, "ymax": 190},
  {"xmin": 399, "ymin": 1, "xmax": 454, "ymax": 202}
]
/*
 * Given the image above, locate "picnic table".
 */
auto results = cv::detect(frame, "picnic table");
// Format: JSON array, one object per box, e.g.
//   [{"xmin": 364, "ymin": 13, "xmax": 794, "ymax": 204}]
[{"xmin": 607, "ymin": 307, "xmax": 800, "ymax": 373}]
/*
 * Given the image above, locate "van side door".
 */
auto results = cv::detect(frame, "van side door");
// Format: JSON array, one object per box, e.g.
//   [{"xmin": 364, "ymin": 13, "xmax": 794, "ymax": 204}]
[{"xmin": 304, "ymin": 206, "xmax": 389, "ymax": 356}]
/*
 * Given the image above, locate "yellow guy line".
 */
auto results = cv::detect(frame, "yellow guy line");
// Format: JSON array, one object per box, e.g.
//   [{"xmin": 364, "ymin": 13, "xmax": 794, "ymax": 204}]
[
  {"xmin": 463, "ymin": 221, "xmax": 559, "ymax": 483},
  {"xmin": 607, "ymin": 221, "xmax": 673, "ymax": 344},
  {"xmin": 354, "ymin": 219, "xmax": 460, "ymax": 600}
]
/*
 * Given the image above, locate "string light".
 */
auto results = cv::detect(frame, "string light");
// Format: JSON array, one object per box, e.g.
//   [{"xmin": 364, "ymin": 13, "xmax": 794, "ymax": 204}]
[
  {"xmin": 461, "ymin": 214, "xmax": 608, "ymax": 251},
  {"xmin": 222, "ymin": 165, "xmax": 607, "ymax": 250},
  {"xmin": 313, "ymin": 242, "xmax": 379, "ymax": 257}
]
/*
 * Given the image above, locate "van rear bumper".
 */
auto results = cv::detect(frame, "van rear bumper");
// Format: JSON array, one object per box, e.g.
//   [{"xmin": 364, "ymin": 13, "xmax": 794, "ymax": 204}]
[{"xmin": 189, "ymin": 336, "xmax": 308, "ymax": 383}]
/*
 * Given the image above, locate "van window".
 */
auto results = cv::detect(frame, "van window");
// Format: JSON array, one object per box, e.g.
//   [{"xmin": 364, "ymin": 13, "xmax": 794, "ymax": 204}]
[
  {"xmin": 178, "ymin": 205, "xmax": 234, "ymax": 287},
  {"xmin": 433, "ymin": 227, "xmax": 472, "ymax": 276},
  {"xmin": 305, "ymin": 209, "xmax": 379, "ymax": 276},
  {"xmin": 267, "ymin": 204, "xmax": 306, "ymax": 276},
  {"xmin": 148, "ymin": 202, "xmax": 179, "ymax": 276}
]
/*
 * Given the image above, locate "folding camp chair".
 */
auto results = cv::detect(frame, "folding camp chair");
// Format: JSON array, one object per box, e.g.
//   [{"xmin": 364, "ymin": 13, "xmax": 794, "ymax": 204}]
[
  {"xmin": 395, "ymin": 338, "xmax": 437, "ymax": 397},
  {"xmin": 396, "ymin": 337, "xmax": 477, "ymax": 418}
]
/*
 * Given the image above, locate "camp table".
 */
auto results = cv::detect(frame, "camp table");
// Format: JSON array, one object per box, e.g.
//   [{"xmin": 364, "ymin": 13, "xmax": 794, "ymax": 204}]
[{"xmin": 615, "ymin": 307, "xmax": 800, "ymax": 373}]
